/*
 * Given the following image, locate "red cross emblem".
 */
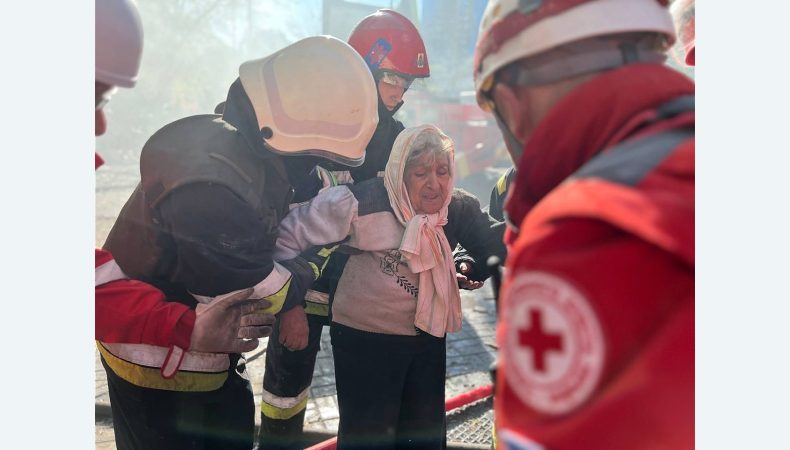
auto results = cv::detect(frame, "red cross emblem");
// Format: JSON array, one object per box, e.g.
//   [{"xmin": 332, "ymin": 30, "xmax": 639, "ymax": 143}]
[
  {"xmin": 519, "ymin": 309, "xmax": 564, "ymax": 372},
  {"xmin": 503, "ymin": 271, "xmax": 605, "ymax": 415}
]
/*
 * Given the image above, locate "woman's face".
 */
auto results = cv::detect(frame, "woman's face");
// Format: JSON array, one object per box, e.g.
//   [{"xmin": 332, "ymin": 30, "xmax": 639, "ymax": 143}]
[{"xmin": 405, "ymin": 152, "xmax": 451, "ymax": 214}]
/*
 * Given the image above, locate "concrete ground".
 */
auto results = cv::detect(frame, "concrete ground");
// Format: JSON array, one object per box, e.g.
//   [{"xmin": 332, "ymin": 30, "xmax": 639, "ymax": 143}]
[{"xmin": 95, "ymin": 284, "xmax": 498, "ymax": 449}]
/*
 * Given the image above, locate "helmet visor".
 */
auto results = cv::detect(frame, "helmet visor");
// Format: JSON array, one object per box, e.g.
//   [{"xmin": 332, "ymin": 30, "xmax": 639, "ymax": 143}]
[{"xmin": 380, "ymin": 71, "xmax": 414, "ymax": 90}]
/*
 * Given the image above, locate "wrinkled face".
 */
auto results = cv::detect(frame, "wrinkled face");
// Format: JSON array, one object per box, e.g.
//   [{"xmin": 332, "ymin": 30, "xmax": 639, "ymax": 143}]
[{"xmin": 405, "ymin": 152, "xmax": 451, "ymax": 215}]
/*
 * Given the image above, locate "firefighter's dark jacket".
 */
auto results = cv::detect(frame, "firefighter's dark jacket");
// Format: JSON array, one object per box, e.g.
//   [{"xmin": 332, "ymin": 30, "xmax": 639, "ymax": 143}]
[{"xmin": 105, "ymin": 79, "xmax": 299, "ymax": 306}]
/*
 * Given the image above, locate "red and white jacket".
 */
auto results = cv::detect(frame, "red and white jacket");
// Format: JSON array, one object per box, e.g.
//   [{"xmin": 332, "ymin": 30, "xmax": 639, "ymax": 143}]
[{"xmin": 496, "ymin": 64, "xmax": 694, "ymax": 450}]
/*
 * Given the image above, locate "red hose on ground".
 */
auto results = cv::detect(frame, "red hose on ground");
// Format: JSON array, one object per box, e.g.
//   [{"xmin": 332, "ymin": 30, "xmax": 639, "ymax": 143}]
[
  {"xmin": 304, "ymin": 384, "xmax": 494, "ymax": 450},
  {"xmin": 445, "ymin": 384, "xmax": 493, "ymax": 412},
  {"xmin": 305, "ymin": 436, "xmax": 337, "ymax": 450}
]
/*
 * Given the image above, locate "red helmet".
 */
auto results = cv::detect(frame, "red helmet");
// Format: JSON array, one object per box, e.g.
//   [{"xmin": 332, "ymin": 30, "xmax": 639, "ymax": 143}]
[{"xmin": 348, "ymin": 9, "xmax": 430, "ymax": 79}]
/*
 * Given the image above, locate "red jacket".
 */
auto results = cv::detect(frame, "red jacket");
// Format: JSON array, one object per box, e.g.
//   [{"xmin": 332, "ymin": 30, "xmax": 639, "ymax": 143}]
[
  {"xmin": 95, "ymin": 154, "xmax": 194, "ymax": 349},
  {"xmin": 496, "ymin": 65, "xmax": 694, "ymax": 450}
]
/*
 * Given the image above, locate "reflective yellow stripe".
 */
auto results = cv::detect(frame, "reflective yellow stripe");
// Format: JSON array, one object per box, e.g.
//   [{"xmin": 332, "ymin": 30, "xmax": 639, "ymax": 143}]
[
  {"xmin": 304, "ymin": 301, "xmax": 330, "ymax": 317},
  {"xmin": 308, "ymin": 262, "xmax": 321, "ymax": 280},
  {"xmin": 496, "ymin": 172, "xmax": 508, "ymax": 195},
  {"xmin": 316, "ymin": 166, "xmax": 338, "ymax": 187},
  {"xmin": 330, "ymin": 170, "xmax": 354, "ymax": 184},
  {"xmin": 261, "ymin": 277, "xmax": 292, "ymax": 314},
  {"xmin": 252, "ymin": 263, "xmax": 292, "ymax": 300},
  {"xmin": 97, "ymin": 342, "xmax": 227, "ymax": 392},
  {"xmin": 309, "ymin": 245, "xmax": 340, "ymax": 280},
  {"xmin": 317, "ymin": 245, "xmax": 338, "ymax": 258},
  {"xmin": 260, "ymin": 395, "xmax": 309, "ymax": 420}
]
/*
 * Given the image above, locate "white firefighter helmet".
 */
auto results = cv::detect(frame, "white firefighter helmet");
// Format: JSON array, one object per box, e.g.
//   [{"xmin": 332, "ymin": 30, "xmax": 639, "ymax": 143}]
[
  {"xmin": 473, "ymin": 0, "xmax": 676, "ymax": 111},
  {"xmin": 239, "ymin": 35, "xmax": 379, "ymax": 167},
  {"xmin": 96, "ymin": 0, "xmax": 144, "ymax": 88}
]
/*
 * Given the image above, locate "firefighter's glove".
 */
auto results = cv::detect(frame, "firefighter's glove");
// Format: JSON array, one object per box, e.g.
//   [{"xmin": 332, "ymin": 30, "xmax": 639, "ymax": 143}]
[{"xmin": 189, "ymin": 288, "xmax": 275, "ymax": 354}]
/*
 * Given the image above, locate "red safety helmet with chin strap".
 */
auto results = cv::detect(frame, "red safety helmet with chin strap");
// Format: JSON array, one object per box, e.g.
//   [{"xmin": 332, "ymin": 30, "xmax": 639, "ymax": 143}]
[{"xmin": 348, "ymin": 9, "xmax": 430, "ymax": 83}]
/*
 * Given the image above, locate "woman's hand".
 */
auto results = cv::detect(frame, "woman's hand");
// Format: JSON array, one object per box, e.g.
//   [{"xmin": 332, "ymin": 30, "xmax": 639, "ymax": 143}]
[{"xmin": 457, "ymin": 262, "xmax": 484, "ymax": 290}]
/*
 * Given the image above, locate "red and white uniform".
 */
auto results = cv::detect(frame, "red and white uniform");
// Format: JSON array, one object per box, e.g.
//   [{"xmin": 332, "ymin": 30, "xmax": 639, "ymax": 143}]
[
  {"xmin": 95, "ymin": 154, "xmax": 194, "ymax": 350},
  {"xmin": 496, "ymin": 64, "xmax": 694, "ymax": 450}
]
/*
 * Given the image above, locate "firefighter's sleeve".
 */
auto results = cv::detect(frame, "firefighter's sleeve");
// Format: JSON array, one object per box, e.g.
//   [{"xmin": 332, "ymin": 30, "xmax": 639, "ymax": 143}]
[
  {"xmin": 95, "ymin": 249, "xmax": 195, "ymax": 349},
  {"xmin": 487, "ymin": 166, "xmax": 515, "ymax": 223},
  {"xmin": 157, "ymin": 183, "xmax": 303, "ymax": 314},
  {"xmin": 273, "ymin": 185, "xmax": 357, "ymax": 261}
]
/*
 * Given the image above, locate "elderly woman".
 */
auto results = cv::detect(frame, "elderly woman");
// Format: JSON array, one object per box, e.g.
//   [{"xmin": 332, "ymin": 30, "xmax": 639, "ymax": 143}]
[{"xmin": 274, "ymin": 125, "xmax": 505, "ymax": 449}]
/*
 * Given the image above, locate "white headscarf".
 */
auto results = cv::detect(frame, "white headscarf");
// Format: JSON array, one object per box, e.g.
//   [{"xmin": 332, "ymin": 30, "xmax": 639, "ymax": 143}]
[{"xmin": 384, "ymin": 125, "xmax": 462, "ymax": 337}]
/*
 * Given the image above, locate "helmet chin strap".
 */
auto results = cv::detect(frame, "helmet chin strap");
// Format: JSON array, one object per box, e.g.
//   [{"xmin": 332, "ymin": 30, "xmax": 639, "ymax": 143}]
[
  {"xmin": 492, "ymin": 107, "xmax": 525, "ymax": 166},
  {"xmin": 490, "ymin": 106, "xmax": 525, "ymax": 234},
  {"xmin": 377, "ymin": 91, "xmax": 404, "ymax": 118},
  {"xmin": 508, "ymin": 35, "xmax": 667, "ymax": 87},
  {"xmin": 390, "ymin": 99, "xmax": 405, "ymax": 114},
  {"xmin": 282, "ymin": 154, "xmax": 321, "ymax": 184},
  {"xmin": 374, "ymin": 70, "xmax": 409, "ymax": 116},
  {"xmin": 487, "ymin": 35, "xmax": 665, "ymax": 165}
]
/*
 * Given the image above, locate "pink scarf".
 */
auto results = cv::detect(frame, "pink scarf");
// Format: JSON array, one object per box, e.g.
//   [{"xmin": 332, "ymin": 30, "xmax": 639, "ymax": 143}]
[{"xmin": 384, "ymin": 125, "xmax": 462, "ymax": 337}]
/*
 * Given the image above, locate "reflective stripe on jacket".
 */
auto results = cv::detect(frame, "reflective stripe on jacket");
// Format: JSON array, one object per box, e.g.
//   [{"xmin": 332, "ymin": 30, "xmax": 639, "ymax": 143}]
[
  {"xmin": 260, "ymin": 387, "xmax": 310, "ymax": 420},
  {"xmin": 97, "ymin": 341, "xmax": 230, "ymax": 392},
  {"xmin": 96, "ymin": 242, "xmax": 230, "ymax": 391}
]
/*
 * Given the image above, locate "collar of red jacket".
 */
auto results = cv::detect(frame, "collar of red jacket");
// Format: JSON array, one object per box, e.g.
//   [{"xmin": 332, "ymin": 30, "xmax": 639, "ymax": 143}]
[
  {"xmin": 504, "ymin": 63, "xmax": 695, "ymax": 232},
  {"xmin": 95, "ymin": 153, "xmax": 104, "ymax": 170}
]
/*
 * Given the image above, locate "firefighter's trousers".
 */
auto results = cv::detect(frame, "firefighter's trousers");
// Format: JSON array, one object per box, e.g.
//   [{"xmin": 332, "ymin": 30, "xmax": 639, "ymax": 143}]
[
  {"xmin": 256, "ymin": 312, "xmax": 329, "ymax": 450},
  {"xmin": 102, "ymin": 353, "xmax": 255, "ymax": 450}
]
